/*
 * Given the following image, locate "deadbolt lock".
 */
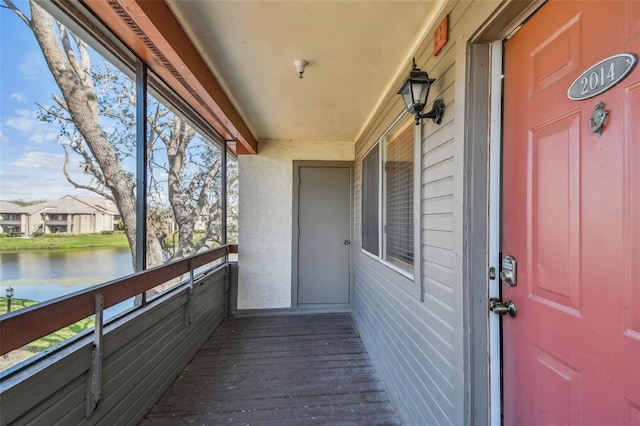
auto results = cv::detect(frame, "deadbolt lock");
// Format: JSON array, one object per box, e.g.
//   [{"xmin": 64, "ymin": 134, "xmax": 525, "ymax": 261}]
[
  {"xmin": 489, "ymin": 297, "xmax": 517, "ymax": 318},
  {"xmin": 500, "ymin": 255, "xmax": 517, "ymax": 287}
]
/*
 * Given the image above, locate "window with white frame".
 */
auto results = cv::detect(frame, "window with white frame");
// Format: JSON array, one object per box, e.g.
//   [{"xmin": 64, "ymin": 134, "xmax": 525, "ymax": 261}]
[
  {"xmin": 361, "ymin": 119, "xmax": 415, "ymax": 273},
  {"xmin": 361, "ymin": 144, "xmax": 380, "ymax": 256}
]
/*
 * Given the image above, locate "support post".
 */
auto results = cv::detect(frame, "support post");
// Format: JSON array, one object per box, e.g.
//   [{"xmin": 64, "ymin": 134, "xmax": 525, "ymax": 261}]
[
  {"xmin": 187, "ymin": 260, "xmax": 194, "ymax": 325},
  {"xmin": 136, "ymin": 61, "xmax": 148, "ymax": 305},
  {"xmin": 222, "ymin": 140, "xmax": 228, "ymax": 246},
  {"xmin": 222, "ymin": 141, "xmax": 232, "ymax": 315},
  {"xmin": 86, "ymin": 294, "xmax": 104, "ymax": 417}
]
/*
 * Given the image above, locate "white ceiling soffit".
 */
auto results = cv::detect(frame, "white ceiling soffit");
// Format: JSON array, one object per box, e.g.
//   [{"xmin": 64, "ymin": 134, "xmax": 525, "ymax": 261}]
[{"xmin": 167, "ymin": 0, "xmax": 443, "ymax": 143}]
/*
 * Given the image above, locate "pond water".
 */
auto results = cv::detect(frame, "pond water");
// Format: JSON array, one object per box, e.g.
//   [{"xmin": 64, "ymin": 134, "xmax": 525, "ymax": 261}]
[{"xmin": 0, "ymin": 247, "xmax": 135, "ymax": 317}]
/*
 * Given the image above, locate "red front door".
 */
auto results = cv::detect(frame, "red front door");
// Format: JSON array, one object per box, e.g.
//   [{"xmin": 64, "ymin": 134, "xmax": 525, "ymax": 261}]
[{"xmin": 502, "ymin": 1, "xmax": 640, "ymax": 424}]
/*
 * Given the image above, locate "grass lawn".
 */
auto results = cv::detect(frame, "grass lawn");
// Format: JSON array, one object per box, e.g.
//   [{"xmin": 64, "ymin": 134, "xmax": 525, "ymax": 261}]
[
  {"xmin": 0, "ymin": 297, "xmax": 37, "ymax": 313},
  {"xmin": 0, "ymin": 232, "xmax": 129, "ymax": 252},
  {"xmin": 1, "ymin": 297, "xmax": 95, "ymax": 356}
]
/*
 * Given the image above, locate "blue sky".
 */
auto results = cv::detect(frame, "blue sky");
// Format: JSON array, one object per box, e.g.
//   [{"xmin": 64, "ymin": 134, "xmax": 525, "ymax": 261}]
[{"xmin": 1, "ymin": 0, "xmax": 94, "ymax": 202}]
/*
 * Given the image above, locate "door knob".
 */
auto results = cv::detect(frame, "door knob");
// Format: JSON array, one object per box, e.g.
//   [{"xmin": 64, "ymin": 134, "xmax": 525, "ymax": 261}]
[
  {"xmin": 489, "ymin": 297, "xmax": 517, "ymax": 318},
  {"xmin": 343, "ymin": 240, "xmax": 351, "ymax": 245}
]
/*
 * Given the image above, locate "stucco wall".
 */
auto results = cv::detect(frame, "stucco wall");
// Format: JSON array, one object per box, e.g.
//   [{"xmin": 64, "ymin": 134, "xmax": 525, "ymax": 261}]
[{"xmin": 237, "ymin": 140, "xmax": 354, "ymax": 309}]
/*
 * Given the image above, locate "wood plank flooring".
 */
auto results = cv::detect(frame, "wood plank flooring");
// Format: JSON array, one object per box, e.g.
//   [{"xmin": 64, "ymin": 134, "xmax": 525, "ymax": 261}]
[{"xmin": 141, "ymin": 313, "xmax": 400, "ymax": 425}]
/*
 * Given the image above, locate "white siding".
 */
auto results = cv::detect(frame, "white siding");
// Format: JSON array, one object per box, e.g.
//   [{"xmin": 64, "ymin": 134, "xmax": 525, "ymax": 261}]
[
  {"xmin": 238, "ymin": 140, "xmax": 354, "ymax": 309},
  {"xmin": 352, "ymin": 1, "xmax": 501, "ymax": 424}
]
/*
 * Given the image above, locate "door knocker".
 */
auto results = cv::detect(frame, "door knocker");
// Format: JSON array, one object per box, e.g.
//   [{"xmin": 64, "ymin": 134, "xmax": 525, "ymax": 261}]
[{"xmin": 589, "ymin": 101, "xmax": 608, "ymax": 137}]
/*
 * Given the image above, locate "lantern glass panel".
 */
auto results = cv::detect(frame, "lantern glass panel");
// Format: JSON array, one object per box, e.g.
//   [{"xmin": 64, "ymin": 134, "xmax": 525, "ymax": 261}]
[
  {"xmin": 412, "ymin": 80, "xmax": 431, "ymax": 109},
  {"xmin": 411, "ymin": 81, "xmax": 428, "ymax": 109},
  {"xmin": 398, "ymin": 81, "xmax": 414, "ymax": 112}
]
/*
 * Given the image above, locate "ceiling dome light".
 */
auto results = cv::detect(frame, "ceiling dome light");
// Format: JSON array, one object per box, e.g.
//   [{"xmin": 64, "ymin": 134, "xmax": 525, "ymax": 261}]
[{"xmin": 294, "ymin": 60, "xmax": 308, "ymax": 78}]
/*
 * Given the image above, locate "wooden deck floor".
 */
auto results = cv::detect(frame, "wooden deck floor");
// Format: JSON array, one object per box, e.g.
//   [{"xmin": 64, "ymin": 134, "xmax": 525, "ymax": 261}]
[{"xmin": 141, "ymin": 313, "xmax": 400, "ymax": 425}]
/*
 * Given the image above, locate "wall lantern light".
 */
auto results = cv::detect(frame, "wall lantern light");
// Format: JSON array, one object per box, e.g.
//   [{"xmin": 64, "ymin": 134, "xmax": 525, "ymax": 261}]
[{"xmin": 397, "ymin": 58, "xmax": 445, "ymax": 125}]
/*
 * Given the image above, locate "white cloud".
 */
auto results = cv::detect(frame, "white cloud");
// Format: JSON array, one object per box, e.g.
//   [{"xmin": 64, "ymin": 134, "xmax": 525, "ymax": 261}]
[
  {"xmin": 10, "ymin": 93, "xmax": 28, "ymax": 103},
  {"xmin": 4, "ymin": 108, "xmax": 59, "ymax": 144},
  {"xmin": 1, "ymin": 153, "xmax": 92, "ymax": 201},
  {"xmin": 28, "ymin": 132, "xmax": 58, "ymax": 144},
  {"xmin": 18, "ymin": 53, "xmax": 44, "ymax": 80},
  {"xmin": 6, "ymin": 109, "xmax": 40, "ymax": 132},
  {"xmin": 0, "ymin": 130, "xmax": 9, "ymax": 144},
  {"xmin": 0, "ymin": 168, "xmax": 95, "ymax": 202},
  {"xmin": 11, "ymin": 151, "xmax": 65, "ymax": 169}
]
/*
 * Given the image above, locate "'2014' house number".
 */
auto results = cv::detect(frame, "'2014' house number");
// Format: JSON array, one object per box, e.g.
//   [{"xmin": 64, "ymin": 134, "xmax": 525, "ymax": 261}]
[{"xmin": 567, "ymin": 53, "xmax": 637, "ymax": 101}]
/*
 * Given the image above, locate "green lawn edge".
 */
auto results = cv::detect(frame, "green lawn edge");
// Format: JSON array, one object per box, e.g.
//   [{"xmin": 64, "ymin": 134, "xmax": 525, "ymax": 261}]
[{"xmin": 0, "ymin": 232, "xmax": 129, "ymax": 252}]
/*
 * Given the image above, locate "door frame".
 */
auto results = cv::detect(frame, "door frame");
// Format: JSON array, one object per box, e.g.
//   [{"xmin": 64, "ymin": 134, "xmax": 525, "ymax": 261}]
[
  {"xmin": 291, "ymin": 161, "xmax": 354, "ymax": 310},
  {"xmin": 463, "ymin": 1, "xmax": 544, "ymax": 424}
]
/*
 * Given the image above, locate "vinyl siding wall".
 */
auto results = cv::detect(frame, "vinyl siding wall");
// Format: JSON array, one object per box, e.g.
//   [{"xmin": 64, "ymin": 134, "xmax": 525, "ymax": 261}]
[{"xmin": 352, "ymin": 1, "xmax": 501, "ymax": 424}]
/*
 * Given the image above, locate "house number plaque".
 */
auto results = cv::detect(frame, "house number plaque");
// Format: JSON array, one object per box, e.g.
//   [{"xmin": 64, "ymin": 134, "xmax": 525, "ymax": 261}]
[{"xmin": 567, "ymin": 53, "xmax": 637, "ymax": 101}]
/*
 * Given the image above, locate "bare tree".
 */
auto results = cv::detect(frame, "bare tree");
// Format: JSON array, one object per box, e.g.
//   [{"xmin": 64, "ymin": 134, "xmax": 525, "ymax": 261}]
[
  {"xmin": 146, "ymin": 102, "xmax": 225, "ymax": 258},
  {"xmin": 4, "ymin": 1, "xmax": 235, "ymax": 280}
]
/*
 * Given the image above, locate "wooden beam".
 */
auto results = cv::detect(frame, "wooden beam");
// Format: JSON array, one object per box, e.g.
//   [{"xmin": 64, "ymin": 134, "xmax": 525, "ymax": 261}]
[{"xmin": 81, "ymin": 0, "xmax": 258, "ymax": 154}]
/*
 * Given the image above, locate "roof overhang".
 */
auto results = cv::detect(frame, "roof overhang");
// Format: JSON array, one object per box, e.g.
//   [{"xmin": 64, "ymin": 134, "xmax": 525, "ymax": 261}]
[{"xmin": 80, "ymin": 0, "xmax": 258, "ymax": 155}]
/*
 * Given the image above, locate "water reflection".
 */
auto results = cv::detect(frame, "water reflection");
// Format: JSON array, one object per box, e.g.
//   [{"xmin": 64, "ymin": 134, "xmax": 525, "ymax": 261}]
[{"xmin": 1, "ymin": 247, "xmax": 134, "ymax": 305}]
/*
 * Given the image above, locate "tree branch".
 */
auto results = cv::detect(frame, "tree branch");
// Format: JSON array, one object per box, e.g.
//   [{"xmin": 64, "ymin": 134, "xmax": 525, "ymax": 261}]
[
  {"xmin": 74, "ymin": 33, "xmax": 93, "ymax": 87},
  {"xmin": 35, "ymin": 102, "xmax": 72, "ymax": 123},
  {"xmin": 57, "ymin": 23, "xmax": 81, "ymax": 82},
  {"xmin": 62, "ymin": 145, "xmax": 114, "ymax": 200},
  {"xmin": 3, "ymin": 0, "xmax": 31, "ymax": 27}
]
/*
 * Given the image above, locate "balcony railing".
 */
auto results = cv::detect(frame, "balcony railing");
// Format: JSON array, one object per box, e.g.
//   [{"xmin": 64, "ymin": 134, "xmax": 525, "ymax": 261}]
[
  {"xmin": 0, "ymin": 244, "xmax": 238, "ymax": 424},
  {"xmin": 0, "ymin": 244, "xmax": 236, "ymax": 356},
  {"xmin": 44, "ymin": 219, "xmax": 67, "ymax": 224}
]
